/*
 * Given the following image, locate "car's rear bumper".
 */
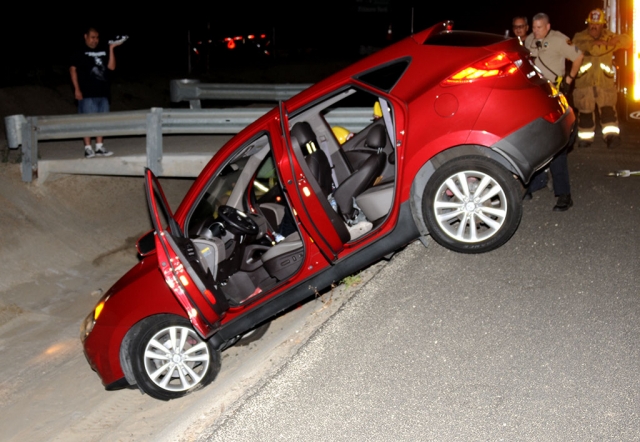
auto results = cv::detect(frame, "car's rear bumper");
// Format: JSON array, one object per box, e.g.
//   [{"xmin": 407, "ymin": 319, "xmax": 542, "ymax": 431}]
[{"xmin": 490, "ymin": 107, "xmax": 576, "ymax": 183}]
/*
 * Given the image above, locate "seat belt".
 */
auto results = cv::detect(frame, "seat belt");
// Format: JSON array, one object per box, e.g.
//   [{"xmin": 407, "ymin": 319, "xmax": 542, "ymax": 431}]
[
  {"xmin": 379, "ymin": 97, "xmax": 395, "ymax": 147},
  {"xmin": 318, "ymin": 134, "xmax": 339, "ymax": 189}
]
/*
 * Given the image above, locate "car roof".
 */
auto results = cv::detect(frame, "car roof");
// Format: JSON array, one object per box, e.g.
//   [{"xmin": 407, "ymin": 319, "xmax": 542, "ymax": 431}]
[{"xmin": 285, "ymin": 21, "xmax": 518, "ymax": 111}]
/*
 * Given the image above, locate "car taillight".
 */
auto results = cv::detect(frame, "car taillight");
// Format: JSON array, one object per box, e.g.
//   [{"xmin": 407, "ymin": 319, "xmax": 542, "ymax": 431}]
[
  {"xmin": 443, "ymin": 52, "xmax": 521, "ymax": 85},
  {"xmin": 543, "ymin": 95, "xmax": 569, "ymax": 123},
  {"xmin": 542, "ymin": 110, "xmax": 562, "ymax": 124}
]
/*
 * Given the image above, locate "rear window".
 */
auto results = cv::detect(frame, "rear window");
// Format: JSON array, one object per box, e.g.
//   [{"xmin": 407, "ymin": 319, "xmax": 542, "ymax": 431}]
[
  {"xmin": 425, "ymin": 31, "xmax": 507, "ymax": 47},
  {"xmin": 355, "ymin": 59, "xmax": 411, "ymax": 92}
]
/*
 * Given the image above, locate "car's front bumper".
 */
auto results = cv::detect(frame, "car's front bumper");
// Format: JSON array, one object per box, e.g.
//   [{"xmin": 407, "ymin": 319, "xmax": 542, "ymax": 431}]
[{"xmin": 490, "ymin": 107, "xmax": 576, "ymax": 184}]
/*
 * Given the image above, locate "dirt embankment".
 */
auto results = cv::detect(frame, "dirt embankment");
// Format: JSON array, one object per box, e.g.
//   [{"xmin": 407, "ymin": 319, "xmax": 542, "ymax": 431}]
[
  {"xmin": 0, "ymin": 74, "xmax": 180, "ymax": 297},
  {"xmin": 0, "ymin": 59, "xmax": 349, "ymax": 306}
]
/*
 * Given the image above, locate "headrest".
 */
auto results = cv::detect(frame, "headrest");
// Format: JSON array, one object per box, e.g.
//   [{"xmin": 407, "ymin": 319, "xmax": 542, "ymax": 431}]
[
  {"xmin": 291, "ymin": 122, "xmax": 319, "ymax": 156},
  {"xmin": 364, "ymin": 124, "xmax": 387, "ymax": 150}
]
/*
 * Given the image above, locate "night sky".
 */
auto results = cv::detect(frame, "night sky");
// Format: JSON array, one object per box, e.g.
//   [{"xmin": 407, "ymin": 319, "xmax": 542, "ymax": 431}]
[{"xmin": 0, "ymin": 0, "xmax": 607, "ymax": 86}]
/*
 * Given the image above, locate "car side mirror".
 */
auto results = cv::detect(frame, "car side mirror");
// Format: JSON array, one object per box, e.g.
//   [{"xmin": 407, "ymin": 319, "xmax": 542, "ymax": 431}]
[{"xmin": 136, "ymin": 230, "xmax": 156, "ymax": 257}]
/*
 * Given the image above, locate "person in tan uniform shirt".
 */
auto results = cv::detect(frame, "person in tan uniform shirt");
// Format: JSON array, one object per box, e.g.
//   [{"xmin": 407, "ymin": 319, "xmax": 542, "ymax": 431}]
[
  {"xmin": 523, "ymin": 13, "xmax": 583, "ymax": 212},
  {"xmin": 572, "ymin": 8, "xmax": 631, "ymax": 148}
]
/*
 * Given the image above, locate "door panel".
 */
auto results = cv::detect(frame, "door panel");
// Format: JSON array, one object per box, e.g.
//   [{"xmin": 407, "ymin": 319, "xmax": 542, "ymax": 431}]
[{"xmin": 145, "ymin": 168, "xmax": 229, "ymax": 339}]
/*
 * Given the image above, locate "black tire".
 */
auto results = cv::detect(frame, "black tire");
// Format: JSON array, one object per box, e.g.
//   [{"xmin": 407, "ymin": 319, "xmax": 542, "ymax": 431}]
[
  {"xmin": 129, "ymin": 315, "xmax": 221, "ymax": 401},
  {"xmin": 235, "ymin": 322, "xmax": 271, "ymax": 346},
  {"xmin": 422, "ymin": 156, "xmax": 522, "ymax": 254}
]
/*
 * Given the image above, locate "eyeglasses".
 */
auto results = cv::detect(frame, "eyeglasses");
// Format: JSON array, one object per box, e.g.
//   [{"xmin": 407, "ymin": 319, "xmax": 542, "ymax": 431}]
[{"xmin": 513, "ymin": 25, "xmax": 527, "ymax": 29}]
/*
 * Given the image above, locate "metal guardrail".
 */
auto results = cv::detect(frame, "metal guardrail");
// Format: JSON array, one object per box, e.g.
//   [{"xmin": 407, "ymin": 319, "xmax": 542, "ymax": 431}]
[
  {"xmin": 169, "ymin": 79, "xmax": 311, "ymax": 108},
  {"xmin": 5, "ymin": 107, "xmax": 372, "ymax": 182}
]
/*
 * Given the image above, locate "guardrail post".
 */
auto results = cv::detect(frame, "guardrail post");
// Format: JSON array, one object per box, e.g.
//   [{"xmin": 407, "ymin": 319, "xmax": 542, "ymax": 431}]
[
  {"xmin": 5, "ymin": 114, "xmax": 26, "ymax": 149},
  {"xmin": 170, "ymin": 79, "xmax": 202, "ymax": 109},
  {"xmin": 146, "ymin": 108, "xmax": 163, "ymax": 176},
  {"xmin": 20, "ymin": 117, "xmax": 37, "ymax": 182}
]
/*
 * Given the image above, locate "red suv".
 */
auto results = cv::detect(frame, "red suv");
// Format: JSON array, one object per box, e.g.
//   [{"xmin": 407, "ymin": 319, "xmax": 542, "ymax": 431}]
[{"xmin": 82, "ymin": 22, "xmax": 574, "ymax": 400}]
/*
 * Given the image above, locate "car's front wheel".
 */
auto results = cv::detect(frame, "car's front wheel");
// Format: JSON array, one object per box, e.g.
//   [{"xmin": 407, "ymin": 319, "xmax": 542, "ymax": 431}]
[
  {"xmin": 129, "ymin": 315, "xmax": 221, "ymax": 400},
  {"xmin": 422, "ymin": 156, "xmax": 522, "ymax": 253}
]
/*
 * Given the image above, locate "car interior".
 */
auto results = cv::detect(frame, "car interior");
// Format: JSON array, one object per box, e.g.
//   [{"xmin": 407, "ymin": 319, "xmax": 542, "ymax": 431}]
[{"xmin": 184, "ymin": 87, "xmax": 398, "ymax": 307}]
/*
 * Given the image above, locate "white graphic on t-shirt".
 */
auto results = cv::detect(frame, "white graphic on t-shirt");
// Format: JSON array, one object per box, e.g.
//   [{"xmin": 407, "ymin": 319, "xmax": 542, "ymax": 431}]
[{"xmin": 86, "ymin": 51, "xmax": 107, "ymax": 82}]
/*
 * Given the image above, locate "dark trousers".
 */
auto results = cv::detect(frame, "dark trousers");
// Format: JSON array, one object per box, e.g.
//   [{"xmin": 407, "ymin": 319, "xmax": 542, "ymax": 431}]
[{"xmin": 529, "ymin": 147, "xmax": 570, "ymax": 196}]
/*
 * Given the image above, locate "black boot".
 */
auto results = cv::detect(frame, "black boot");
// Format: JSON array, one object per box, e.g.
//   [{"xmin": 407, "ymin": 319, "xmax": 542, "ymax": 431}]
[
  {"xmin": 553, "ymin": 194, "xmax": 573, "ymax": 212},
  {"xmin": 605, "ymin": 135, "xmax": 621, "ymax": 149}
]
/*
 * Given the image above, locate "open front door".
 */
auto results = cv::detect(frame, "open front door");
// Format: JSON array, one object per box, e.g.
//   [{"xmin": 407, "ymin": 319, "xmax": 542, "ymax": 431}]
[{"xmin": 145, "ymin": 168, "xmax": 229, "ymax": 339}]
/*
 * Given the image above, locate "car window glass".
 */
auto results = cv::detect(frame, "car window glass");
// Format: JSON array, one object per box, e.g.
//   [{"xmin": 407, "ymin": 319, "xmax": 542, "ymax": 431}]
[
  {"xmin": 355, "ymin": 59, "xmax": 410, "ymax": 92},
  {"xmin": 188, "ymin": 134, "xmax": 272, "ymax": 236},
  {"xmin": 320, "ymin": 87, "xmax": 393, "ymax": 147},
  {"xmin": 253, "ymin": 155, "xmax": 278, "ymax": 199}
]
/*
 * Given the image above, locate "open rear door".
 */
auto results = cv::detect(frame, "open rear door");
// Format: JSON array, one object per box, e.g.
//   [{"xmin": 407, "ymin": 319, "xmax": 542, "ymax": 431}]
[
  {"xmin": 144, "ymin": 168, "xmax": 229, "ymax": 339},
  {"xmin": 278, "ymin": 101, "xmax": 349, "ymax": 260}
]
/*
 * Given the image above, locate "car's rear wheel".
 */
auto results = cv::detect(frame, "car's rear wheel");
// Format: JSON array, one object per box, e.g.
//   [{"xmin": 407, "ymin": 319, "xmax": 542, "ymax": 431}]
[
  {"xmin": 129, "ymin": 315, "xmax": 221, "ymax": 400},
  {"xmin": 422, "ymin": 156, "xmax": 522, "ymax": 253}
]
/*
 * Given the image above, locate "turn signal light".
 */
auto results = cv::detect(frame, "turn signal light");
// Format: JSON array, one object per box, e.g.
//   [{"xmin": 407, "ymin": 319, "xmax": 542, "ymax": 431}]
[
  {"xmin": 443, "ymin": 52, "xmax": 520, "ymax": 84},
  {"xmin": 94, "ymin": 301, "xmax": 105, "ymax": 321}
]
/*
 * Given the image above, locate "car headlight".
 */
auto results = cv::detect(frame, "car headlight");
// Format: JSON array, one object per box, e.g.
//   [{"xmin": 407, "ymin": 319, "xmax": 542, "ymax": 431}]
[
  {"xmin": 80, "ymin": 298, "xmax": 108, "ymax": 342},
  {"xmin": 80, "ymin": 311, "xmax": 95, "ymax": 342}
]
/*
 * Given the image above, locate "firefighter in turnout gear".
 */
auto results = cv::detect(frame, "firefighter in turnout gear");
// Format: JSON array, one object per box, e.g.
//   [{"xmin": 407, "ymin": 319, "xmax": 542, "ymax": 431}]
[{"xmin": 572, "ymin": 9, "xmax": 631, "ymax": 148}]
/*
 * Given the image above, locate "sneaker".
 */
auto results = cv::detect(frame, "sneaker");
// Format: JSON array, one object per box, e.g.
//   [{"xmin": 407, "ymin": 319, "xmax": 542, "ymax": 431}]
[
  {"xmin": 95, "ymin": 146, "xmax": 114, "ymax": 157},
  {"xmin": 85, "ymin": 146, "xmax": 95, "ymax": 158}
]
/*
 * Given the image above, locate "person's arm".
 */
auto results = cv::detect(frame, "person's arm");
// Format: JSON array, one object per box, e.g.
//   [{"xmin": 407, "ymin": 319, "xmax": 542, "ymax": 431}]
[
  {"xmin": 591, "ymin": 31, "xmax": 632, "ymax": 53},
  {"xmin": 565, "ymin": 52, "xmax": 584, "ymax": 85},
  {"xmin": 69, "ymin": 66, "xmax": 83, "ymax": 100},
  {"xmin": 611, "ymin": 32, "xmax": 632, "ymax": 50},
  {"xmin": 107, "ymin": 44, "xmax": 116, "ymax": 70}
]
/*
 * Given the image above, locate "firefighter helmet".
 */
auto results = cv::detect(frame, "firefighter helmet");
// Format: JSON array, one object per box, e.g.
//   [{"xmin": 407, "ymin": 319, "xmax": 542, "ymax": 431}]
[
  {"xmin": 332, "ymin": 126, "xmax": 353, "ymax": 144},
  {"xmin": 586, "ymin": 9, "xmax": 607, "ymax": 25},
  {"xmin": 373, "ymin": 101, "xmax": 383, "ymax": 119}
]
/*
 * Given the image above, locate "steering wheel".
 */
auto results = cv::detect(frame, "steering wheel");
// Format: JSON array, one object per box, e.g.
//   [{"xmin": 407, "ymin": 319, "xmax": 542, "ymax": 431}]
[{"xmin": 217, "ymin": 205, "xmax": 260, "ymax": 235}]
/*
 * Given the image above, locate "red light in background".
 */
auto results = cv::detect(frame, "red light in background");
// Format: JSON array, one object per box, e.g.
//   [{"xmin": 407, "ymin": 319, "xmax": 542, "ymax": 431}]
[
  {"xmin": 227, "ymin": 40, "xmax": 236, "ymax": 50},
  {"xmin": 247, "ymin": 34, "xmax": 255, "ymax": 39}
]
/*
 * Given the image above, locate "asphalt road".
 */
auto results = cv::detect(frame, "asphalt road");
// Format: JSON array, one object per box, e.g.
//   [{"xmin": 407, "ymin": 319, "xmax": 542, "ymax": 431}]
[{"xmin": 191, "ymin": 130, "xmax": 639, "ymax": 441}]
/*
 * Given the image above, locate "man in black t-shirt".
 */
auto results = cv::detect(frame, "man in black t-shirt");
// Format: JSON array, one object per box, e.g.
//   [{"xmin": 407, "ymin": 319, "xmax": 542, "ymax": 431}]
[{"xmin": 70, "ymin": 27, "xmax": 123, "ymax": 158}]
